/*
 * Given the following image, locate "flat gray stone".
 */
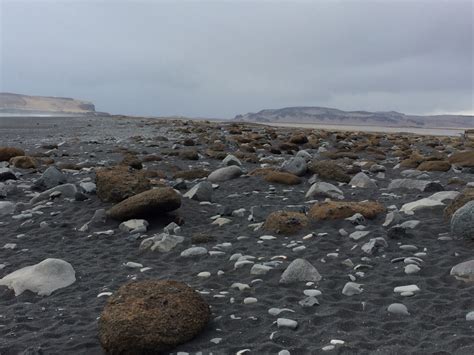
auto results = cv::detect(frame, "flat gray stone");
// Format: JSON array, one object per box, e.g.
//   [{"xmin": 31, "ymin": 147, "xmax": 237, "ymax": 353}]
[
  {"xmin": 451, "ymin": 201, "xmax": 474, "ymax": 239},
  {"xmin": 305, "ymin": 182, "xmax": 344, "ymax": 200},
  {"xmin": 388, "ymin": 179, "xmax": 443, "ymax": 192},
  {"xmin": 184, "ymin": 181, "xmax": 213, "ymax": 202}
]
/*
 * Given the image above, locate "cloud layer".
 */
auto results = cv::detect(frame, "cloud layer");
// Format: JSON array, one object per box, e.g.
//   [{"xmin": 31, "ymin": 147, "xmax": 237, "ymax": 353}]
[{"xmin": 1, "ymin": 0, "xmax": 472, "ymax": 117}]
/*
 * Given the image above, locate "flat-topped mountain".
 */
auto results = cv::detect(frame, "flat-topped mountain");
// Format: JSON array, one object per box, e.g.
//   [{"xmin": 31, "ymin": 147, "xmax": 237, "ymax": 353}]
[
  {"xmin": 0, "ymin": 92, "xmax": 97, "ymax": 115},
  {"xmin": 234, "ymin": 106, "xmax": 474, "ymax": 128}
]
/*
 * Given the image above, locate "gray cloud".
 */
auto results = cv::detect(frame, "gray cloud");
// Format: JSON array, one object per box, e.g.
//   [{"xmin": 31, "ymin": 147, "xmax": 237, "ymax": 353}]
[{"xmin": 1, "ymin": 0, "xmax": 473, "ymax": 117}]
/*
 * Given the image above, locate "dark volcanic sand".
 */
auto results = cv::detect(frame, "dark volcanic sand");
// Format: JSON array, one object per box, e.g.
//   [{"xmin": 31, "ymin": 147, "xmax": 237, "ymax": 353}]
[{"xmin": 0, "ymin": 116, "xmax": 473, "ymax": 355}]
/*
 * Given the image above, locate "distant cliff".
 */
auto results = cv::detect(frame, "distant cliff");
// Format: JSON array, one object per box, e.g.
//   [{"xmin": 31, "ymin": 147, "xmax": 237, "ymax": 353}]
[
  {"xmin": 234, "ymin": 106, "xmax": 474, "ymax": 128},
  {"xmin": 0, "ymin": 92, "xmax": 98, "ymax": 115}
]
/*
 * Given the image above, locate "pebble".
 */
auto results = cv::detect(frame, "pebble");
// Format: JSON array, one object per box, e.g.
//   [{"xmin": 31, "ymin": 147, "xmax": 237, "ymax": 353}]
[
  {"xmin": 124, "ymin": 262, "xmax": 143, "ymax": 268},
  {"xmin": 268, "ymin": 308, "xmax": 295, "ymax": 316},
  {"xmin": 243, "ymin": 297, "xmax": 258, "ymax": 304},
  {"xmin": 394, "ymin": 285, "xmax": 420, "ymax": 293},
  {"xmin": 342, "ymin": 282, "xmax": 363, "ymax": 296},
  {"xmin": 197, "ymin": 271, "xmax": 211, "ymax": 278},
  {"xmin": 404, "ymin": 264, "xmax": 421, "ymax": 274},
  {"xmin": 231, "ymin": 283, "xmax": 250, "ymax": 291},
  {"xmin": 180, "ymin": 247, "xmax": 208, "ymax": 257},
  {"xmin": 387, "ymin": 303, "xmax": 410, "ymax": 315},
  {"xmin": 466, "ymin": 311, "xmax": 474, "ymax": 321},
  {"xmin": 277, "ymin": 318, "xmax": 298, "ymax": 329},
  {"xmin": 303, "ymin": 289, "xmax": 322, "ymax": 297}
]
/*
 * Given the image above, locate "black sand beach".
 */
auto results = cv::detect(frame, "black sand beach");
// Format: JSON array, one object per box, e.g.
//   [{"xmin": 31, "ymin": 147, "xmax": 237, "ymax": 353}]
[{"xmin": 0, "ymin": 116, "xmax": 473, "ymax": 354}]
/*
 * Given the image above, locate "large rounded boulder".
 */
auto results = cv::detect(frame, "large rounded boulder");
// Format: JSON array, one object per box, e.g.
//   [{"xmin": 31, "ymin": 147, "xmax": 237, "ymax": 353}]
[
  {"xmin": 98, "ymin": 280, "xmax": 210, "ymax": 354},
  {"xmin": 107, "ymin": 187, "xmax": 181, "ymax": 220},
  {"xmin": 451, "ymin": 200, "xmax": 474, "ymax": 239}
]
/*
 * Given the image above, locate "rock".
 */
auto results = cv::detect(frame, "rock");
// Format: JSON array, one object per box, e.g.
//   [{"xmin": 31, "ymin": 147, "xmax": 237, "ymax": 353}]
[
  {"xmin": 30, "ymin": 183, "xmax": 78, "ymax": 204},
  {"xmin": 140, "ymin": 233, "xmax": 185, "ymax": 252},
  {"xmin": 264, "ymin": 211, "xmax": 308, "ymax": 235},
  {"xmin": 250, "ymin": 264, "xmax": 273, "ymax": 275},
  {"xmin": 280, "ymin": 258, "xmax": 322, "ymax": 284},
  {"xmin": 405, "ymin": 264, "xmax": 421, "ymax": 274},
  {"xmin": 308, "ymin": 160, "xmax": 350, "ymax": 183},
  {"xmin": 221, "ymin": 154, "xmax": 242, "ymax": 166},
  {"xmin": 342, "ymin": 282, "xmax": 363, "ymax": 296},
  {"xmin": 466, "ymin": 312, "xmax": 474, "ymax": 321},
  {"xmin": 299, "ymin": 296, "xmax": 319, "ymax": 307},
  {"xmin": 179, "ymin": 149, "xmax": 199, "ymax": 160},
  {"xmin": 0, "ymin": 201, "xmax": 15, "ymax": 216},
  {"xmin": 428, "ymin": 191, "xmax": 460, "ymax": 203},
  {"xmin": 349, "ymin": 231, "xmax": 371, "ymax": 241},
  {"xmin": 119, "ymin": 219, "xmax": 149, "ymax": 233},
  {"xmin": 281, "ymin": 157, "xmax": 307, "ymax": 176},
  {"xmin": 0, "ymin": 258, "xmax": 75, "ymax": 296},
  {"xmin": 80, "ymin": 182, "xmax": 97, "ymax": 194},
  {"xmin": 207, "ymin": 166, "xmax": 243, "ymax": 182},
  {"xmin": 0, "ymin": 147, "xmax": 25, "ymax": 161},
  {"xmin": 295, "ymin": 150, "xmax": 312, "ymax": 161},
  {"xmin": 243, "ymin": 297, "xmax": 258, "ymax": 304},
  {"xmin": 250, "ymin": 205, "xmax": 306, "ymax": 222},
  {"xmin": 393, "ymin": 285, "xmax": 420, "ymax": 293},
  {"xmin": 444, "ymin": 188, "xmax": 474, "ymax": 219},
  {"xmin": 450, "ymin": 201, "xmax": 474, "ymax": 239},
  {"xmin": 388, "ymin": 179, "xmax": 443, "ymax": 192},
  {"xmin": 33, "ymin": 166, "xmax": 67, "ymax": 191},
  {"xmin": 107, "ymin": 187, "xmax": 181, "ymax": 221},
  {"xmin": 289, "ymin": 132, "xmax": 308, "ymax": 144},
  {"xmin": 400, "ymin": 198, "xmax": 444, "ymax": 214},
  {"xmin": 95, "ymin": 166, "xmax": 151, "ymax": 203},
  {"xmin": 308, "ymin": 201, "xmax": 385, "ymax": 220},
  {"xmin": 449, "ymin": 151, "xmax": 474, "ymax": 168},
  {"xmin": 277, "ymin": 318, "xmax": 298, "ymax": 329},
  {"xmin": 212, "ymin": 217, "xmax": 232, "ymax": 226},
  {"xmin": 98, "ymin": 280, "xmax": 210, "ymax": 354},
  {"xmin": 305, "ymin": 182, "xmax": 344, "ymax": 200},
  {"xmin": 180, "ymin": 247, "xmax": 208, "ymax": 257},
  {"xmin": 184, "ymin": 181, "xmax": 213, "ymax": 202},
  {"xmin": 0, "ymin": 168, "xmax": 16, "ymax": 181},
  {"xmin": 369, "ymin": 164, "xmax": 386, "ymax": 173},
  {"xmin": 451, "ymin": 260, "xmax": 474, "ymax": 282},
  {"xmin": 387, "ymin": 303, "xmax": 410, "ymax": 315},
  {"xmin": 264, "ymin": 171, "xmax": 301, "ymax": 185},
  {"xmin": 349, "ymin": 172, "xmax": 377, "ymax": 189},
  {"xmin": 361, "ymin": 237, "xmax": 387, "ymax": 254},
  {"xmin": 417, "ymin": 160, "xmax": 451, "ymax": 172},
  {"xmin": 9, "ymin": 156, "xmax": 38, "ymax": 169}
]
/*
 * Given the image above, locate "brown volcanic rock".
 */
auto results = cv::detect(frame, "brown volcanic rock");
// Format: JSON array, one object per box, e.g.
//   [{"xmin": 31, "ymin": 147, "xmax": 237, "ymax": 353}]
[
  {"xmin": 172, "ymin": 169, "xmax": 210, "ymax": 180},
  {"xmin": 107, "ymin": 187, "xmax": 181, "ymax": 220},
  {"xmin": 179, "ymin": 149, "xmax": 199, "ymax": 160},
  {"xmin": 120, "ymin": 154, "xmax": 143, "ymax": 170},
  {"xmin": 96, "ymin": 166, "xmax": 151, "ymax": 203},
  {"xmin": 264, "ymin": 211, "xmax": 308, "ymax": 235},
  {"xmin": 289, "ymin": 133, "xmax": 308, "ymax": 144},
  {"xmin": 309, "ymin": 201, "xmax": 385, "ymax": 220},
  {"xmin": 264, "ymin": 171, "xmax": 301, "ymax": 185},
  {"xmin": 9, "ymin": 156, "xmax": 38, "ymax": 169},
  {"xmin": 0, "ymin": 147, "xmax": 25, "ymax": 162},
  {"xmin": 444, "ymin": 188, "xmax": 474, "ymax": 219},
  {"xmin": 308, "ymin": 160, "xmax": 351, "ymax": 183},
  {"xmin": 417, "ymin": 160, "xmax": 451, "ymax": 172},
  {"xmin": 449, "ymin": 151, "xmax": 474, "ymax": 168},
  {"xmin": 98, "ymin": 280, "xmax": 210, "ymax": 354}
]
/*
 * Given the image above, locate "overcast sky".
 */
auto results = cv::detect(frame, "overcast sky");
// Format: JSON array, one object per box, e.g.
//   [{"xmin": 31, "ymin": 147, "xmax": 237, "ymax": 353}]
[{"xmin": 1, "ymin": 0, "xmax": 473, "ymax": 117}]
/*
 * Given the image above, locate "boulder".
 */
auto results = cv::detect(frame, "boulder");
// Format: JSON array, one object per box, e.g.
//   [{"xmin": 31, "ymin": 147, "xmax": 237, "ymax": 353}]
[
  {"xmin": 33, "ymin": 166, "xmax": 67, "ymax": 191},
  {"xmin": 98, "ymin": 280, "xmax": 210, "ymax": 354},
  {"xmin": 264, "ymin": 171, "xmax": 301, "ymax": 185},
  {"xmin": 264, "ymin": 211, "xmax": 308, "ymax": 235},
  {"xmin": 417, "ymin": 160, "xmax": 451, "ymax": 172},
  {"xmin": 9, "ymin": 156, "xmax": 38, "ymax": 169},
  {"xmin": 400, "ymin": 198, "xmax": 444, "ymax": 214},
  {"xmin": 140, "ymin": 233, "xmax": 185, "ymax": 252},
  {"xmin": 388, "ymin": 179, "xmax": 443, "ymax": 192},
  {"xmin": 451, "ymin": 201, "xmax": 474, "ymax": 239},
  {"xmin": 95, "ymin": 166, "xmax": 151, "ymax": 203},
  {"xmin": 0, "ymin": 147, "xmax": 25, "ymax": 161},
  {"xmin": 221, "ymin": 154, "xmax": 242, "ymax": 166},
  {"xmin": 281, "ymin": 157, "xmax": 307, "ymax": 176},
  {"xmin": 449, "ymin": 151, "xmax": 474, "ymax": 168},
  {"xmin": 207, "ymin": 166, "xmax": 243, "ymax": 182},
  {"xmin": 107, "ymin": 187, "xmax": 181, "ymax": 221},
  {"xmin": 184, "ymin": 181, "xmax": 213, "ymax": 201},
  {"xmin": 280, "ymin": 258, "xmax": 321, "ymax": 284},
  {"xmin": 444, "ymin": 188, "xmax": 474, "ymax": 219},
  {"xmin": 30, "ymin": 183, "xmax": 78, "ymax": 204},
  {"xmin": 308, "ymin": 160, "xmax": 350, "ymax": 183},
  {"xmin": 0, "ymin": 258, "xmax": 75, "ymax": 296},
  {"xmin": 305, "ymin": 182, "xmax": 344, "ymax": 200},
  {"xmin": 349, "ymin": 172, "xmax": 377, "ymax": 189},
  {"xmin": 308, "ymin": 201, "xmax": 385, "ymax": 220},
  {"xmin": 451, "ymin": 260, "xmax": 474, "ymax": 282}
]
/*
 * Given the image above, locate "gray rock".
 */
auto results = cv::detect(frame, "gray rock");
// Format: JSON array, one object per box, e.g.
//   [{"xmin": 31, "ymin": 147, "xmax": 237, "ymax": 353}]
[
  {"xmin": 280, "ymin": 258, "xmax": 322, "ymax": 284},
  {"xmin": 404, "ymin": 264, "xmax": 421, "ymax": 274},
  {"xmin": 180, "ymin": 246, "xmax": 208, "ymax": 257},
  {"xmin": 0, "ymin": 258, "xmax": 75, "ymax": 296},
  {"xmin": 342, "ymin": 282, "xmax": 363, "ymax": 296},
  {"xmin": 369, "ymin": 164, "xmax": 386, "ymax": 173},
  {"xmin": 466, "ymin": 311, "xmax": 474, "ymax": 321},
  {"xmin": 0, "ymin": 201, "xmax": 15, "ymax": 216},
  {"xmin": 221, "ymin": 154, "xmax": 242, "ymax": 166},
  {"xmin": 349, "ymin": 230, "xmax": 370, "ymax": 241},
  {"xmin": 184, "ymin": 181, "xmax": 213, "ymax": 202},
  {"xmin": 140, "ymin": 233, "xmax": 185, "ymax": 252},
  {"xmin": 361, "ymin": 237, "xmax": 388, "ymax": 254},
  {"xmin": 250, "ymin": 264, "xmax": 273, "ymax": 275},
  {"xmin": 450, "ymin": 259, "xmax": 474, "ymax": 282},
  {"xmin": 33, "ymin": 166, "xmax": 67, "ymax": 191},
  {"xmin": 80, "ymin": 182, "xmax": 96, "ymax": 194},
  {"xmin": 295, "ymin": 150, "xmax": 312, "ymax": 161},
  {"xmin": 305, "ymin": 182, "xmax": 344, "ymax": 200},
  {"xmin": 388, "ymin": 179, "xmax": 443, "ymax": 192},
  {"xmin": 277, "ymin": 318, "xmax": 298, "ymax": 329},
  {"xmin": 400, "ymin": 198, "xmax": 444, "ymax": 214},
  {"xmin": 450, "ymin": 201, "xmax": 474, "ymax": 239},
  {"xmin": 346, "ymin": 213, "xmax": 365, "ymax": 225},
  {"xmin": 299, "ymin": 296, "xmax": 319, "ymax": 307},
  {"xmin": 208, "ymin": 166, "xmax": 243, "ymax": 182},
  {"xmin": 281, "ymin": 157, "xmax": 307, "ymax": 176},
  {"xmin": 119, "ymin": 219, "xmax": 149, "ymax": 233},
  {"xmin": 383, "ymin": 211, "xmax": 402, "ymax": 227},
  {"xmin": 30, "ymin": 184, "xmax": 77, "ymax": 204},
  {"xmin": 387, "ymin": 303, "xmax": 410, "ymax": 315},
  {"xmin": 349, "ymin": 172, "xmax": 377, "ymax": 189},
  {"xmin": 400, "ymin": 169, "xmax": 423, "ymax": 178}
]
